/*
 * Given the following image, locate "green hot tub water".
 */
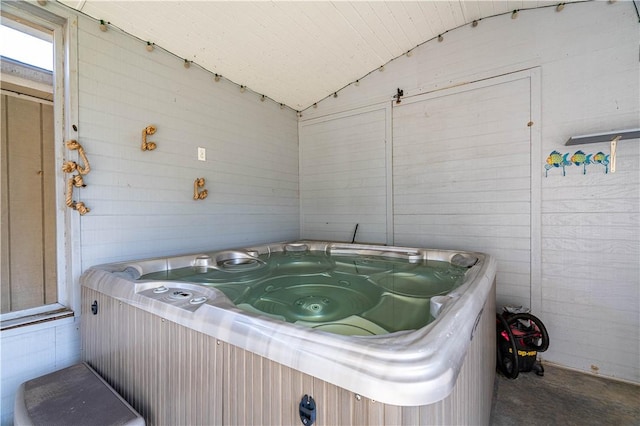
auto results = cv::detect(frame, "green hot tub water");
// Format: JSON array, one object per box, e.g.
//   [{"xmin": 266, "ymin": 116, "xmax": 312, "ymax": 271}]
[{"xmin": 140, "ymin": 251, "xmax": 468, "ymax": 336}]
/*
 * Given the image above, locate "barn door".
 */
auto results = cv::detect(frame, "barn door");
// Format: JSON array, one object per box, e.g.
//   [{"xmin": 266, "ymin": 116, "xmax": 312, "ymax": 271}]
[{"xmin": 392, "ymin": 71, "xmax": 540, "ymax": 310}]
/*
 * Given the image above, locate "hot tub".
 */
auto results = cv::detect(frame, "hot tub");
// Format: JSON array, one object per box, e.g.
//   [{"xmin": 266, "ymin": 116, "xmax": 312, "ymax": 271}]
[{"xmin": 80, "ymin": 241, "xmax": 497, "ymax": 425}]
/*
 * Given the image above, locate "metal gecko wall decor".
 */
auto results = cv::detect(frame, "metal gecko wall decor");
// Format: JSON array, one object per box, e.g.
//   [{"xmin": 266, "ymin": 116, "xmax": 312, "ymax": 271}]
[{"xmin": 544, "ymin": 150, "xmax": 610, "ymax": 177}]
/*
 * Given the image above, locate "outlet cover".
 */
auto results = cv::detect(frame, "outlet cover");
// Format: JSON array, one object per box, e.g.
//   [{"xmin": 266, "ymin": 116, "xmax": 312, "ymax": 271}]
[{"xmin": 197, "ymin": 147, "xmax": 206, "ymax": 161}]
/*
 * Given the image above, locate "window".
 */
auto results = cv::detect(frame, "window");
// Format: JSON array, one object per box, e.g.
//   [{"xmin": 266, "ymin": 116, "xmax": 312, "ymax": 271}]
[{"xmin": 0, "ymin": 24, "xmax": 53, "ymax": 71}]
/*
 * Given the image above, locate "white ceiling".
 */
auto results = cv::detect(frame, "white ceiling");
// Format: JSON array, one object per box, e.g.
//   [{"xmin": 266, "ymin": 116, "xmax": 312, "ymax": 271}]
[{"xmin": 58, "ymin": 1, "xmax": 573, "ymax": 111}]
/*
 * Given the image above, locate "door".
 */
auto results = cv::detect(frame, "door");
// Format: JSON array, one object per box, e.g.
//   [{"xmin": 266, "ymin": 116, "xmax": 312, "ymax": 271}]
[
  {"xmin": 299, "ymin": 105, "xmax": 391, "ymax": 244},
  {"xmin": 392, "ymin": 72, "xmax": 539, "ymax": 309}
]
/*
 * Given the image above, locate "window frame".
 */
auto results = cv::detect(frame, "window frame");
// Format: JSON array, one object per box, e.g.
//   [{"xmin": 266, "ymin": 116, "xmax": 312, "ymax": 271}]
[{"xmin": 1, "ymin": 1, "xmax": 80, "ymax": 328}]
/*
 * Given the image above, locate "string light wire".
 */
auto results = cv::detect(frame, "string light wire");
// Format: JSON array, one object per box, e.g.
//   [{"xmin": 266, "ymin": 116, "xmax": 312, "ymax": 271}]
[
  {"xmin": 301, "ymin": 0, "xmax": 598, "ymax": 113},
  {"xmin": 46, "ymin": 0, "xmax": 613, "ymax": 113},
  {"xmin": 47, "ymin": 2, "xmax": 294, "ymax": 112}
]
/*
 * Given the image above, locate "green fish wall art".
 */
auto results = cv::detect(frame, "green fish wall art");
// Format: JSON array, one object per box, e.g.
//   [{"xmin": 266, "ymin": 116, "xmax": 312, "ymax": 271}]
[
  {"xmin": 544, "ymin": 151, "xmax": 571, "ymax": 176},
  {"xmin": 591, "ymin": 152, "xmax": 610, "ymax": 174},
  {"xmin": 545, "ymin": 150, "xmax": 610, "ymax": 176},
  {"xmin": 570, "ymin": 150, "xmax": 589, "ymax": 174}
]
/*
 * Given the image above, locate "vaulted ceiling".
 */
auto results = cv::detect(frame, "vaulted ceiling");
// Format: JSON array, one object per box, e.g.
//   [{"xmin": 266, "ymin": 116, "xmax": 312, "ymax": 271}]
[{"xmin": 58, "ymin": 1, "xmax": 577, "ymax": 111}]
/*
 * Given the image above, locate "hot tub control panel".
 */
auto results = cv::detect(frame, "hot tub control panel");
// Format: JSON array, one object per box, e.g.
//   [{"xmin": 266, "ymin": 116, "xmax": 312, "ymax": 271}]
[{"xmin": 139, "ymin": 285, "xmax": 209, "ymax": 312}]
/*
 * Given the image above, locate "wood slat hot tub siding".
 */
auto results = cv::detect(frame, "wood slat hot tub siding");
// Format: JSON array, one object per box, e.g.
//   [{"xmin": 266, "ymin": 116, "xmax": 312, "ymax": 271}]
[{"xmin": 82, "ymin": 282, "xmax": 495, "ymax": 425}]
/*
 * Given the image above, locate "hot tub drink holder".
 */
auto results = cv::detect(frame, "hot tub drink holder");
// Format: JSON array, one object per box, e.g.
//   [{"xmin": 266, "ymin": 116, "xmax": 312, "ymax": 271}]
[{"xmin": 496, "ymin": 306, "xmax": 550, "ymax": 379}]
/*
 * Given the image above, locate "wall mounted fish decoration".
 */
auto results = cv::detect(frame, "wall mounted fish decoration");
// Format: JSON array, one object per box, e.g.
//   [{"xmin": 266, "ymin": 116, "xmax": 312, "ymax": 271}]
[
  {"xmin": 591, "ymin": 152, "xmax": 610, "ymax": 174},
  {"xmin": 570, "ymin": 150, "xmax": 591, "ymax": 174},
  {"xmin": 545, "ymin": 151, "xmax": 571, "ymax": 176}
]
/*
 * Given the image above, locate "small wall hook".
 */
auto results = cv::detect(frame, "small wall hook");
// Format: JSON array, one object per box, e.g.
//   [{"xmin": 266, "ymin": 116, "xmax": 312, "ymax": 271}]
[
  {"xmin": 194, "ymin": 177, "xmax": 208, "ymax": 200},
  {"xmin": 394, "ymin": 88, "xmax": 404, "ymax": 104},
  {"xmin": 142, "ymin": 125, "xmax": 157, "ymax": 151}
]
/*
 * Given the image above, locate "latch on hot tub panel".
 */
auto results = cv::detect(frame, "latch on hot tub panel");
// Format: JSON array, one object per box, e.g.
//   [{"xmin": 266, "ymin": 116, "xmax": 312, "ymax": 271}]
[{"xmin": 299, "ymin": 394, "xmax": 316, "ymax": 426}]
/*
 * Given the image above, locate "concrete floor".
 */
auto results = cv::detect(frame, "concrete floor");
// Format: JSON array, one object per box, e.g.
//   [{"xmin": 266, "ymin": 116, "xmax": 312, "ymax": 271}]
[{"xmin": 490, "ymin": 363, "xmax": 640, "ymax": 425}]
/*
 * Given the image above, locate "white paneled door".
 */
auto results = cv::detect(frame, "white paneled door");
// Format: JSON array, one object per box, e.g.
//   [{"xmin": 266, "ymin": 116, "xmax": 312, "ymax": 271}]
[
  {"xmin": 300, "ymin": 105, "xmax": 391, "ymax": 245},
  {"xmin": 392, "ymin": 71, "xmax": 540, "ymax": 310}
]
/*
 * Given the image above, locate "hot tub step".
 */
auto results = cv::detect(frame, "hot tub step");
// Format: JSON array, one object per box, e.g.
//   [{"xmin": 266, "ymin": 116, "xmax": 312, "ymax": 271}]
[{"xmin": 14, "ymin": 362, "xmax": 144, "ymax": 426}]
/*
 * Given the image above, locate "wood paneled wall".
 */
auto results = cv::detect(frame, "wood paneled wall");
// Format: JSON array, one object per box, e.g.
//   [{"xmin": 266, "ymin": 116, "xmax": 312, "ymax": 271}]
[
  {"xmin": 76, "ymin": 17, "xmax": 300, "ymax": 269},
  {"xmin": 300, "ymin": 105, "xmax": 389, "ymax": 244}
]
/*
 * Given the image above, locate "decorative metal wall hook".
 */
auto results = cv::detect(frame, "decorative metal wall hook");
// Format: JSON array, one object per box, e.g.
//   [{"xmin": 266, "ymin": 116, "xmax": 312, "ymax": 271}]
[
  {"xmin": 394, "ymin": 88, "xmax": 404, "ymax": 104},
  {"xmin": 544, "ymin": 151, "xmax": 571, "ymax": 176},
  {"xmin": 570, "ymin": 150, "xmax": 589, "ymax": 174},
  {"xmin": 545, "ymin": 150, "xmax": 611, "ymax": 176},
  {"xmin": 141, "ymin": 125, "xmax": 157, "ymax": 151},
  {"xmin": 193, "ymin": 177, "xmax": 208, "ymax": 200},
  {"xmin": 592, "ymin": 152, "xmax": 610, "ymax": 174}
]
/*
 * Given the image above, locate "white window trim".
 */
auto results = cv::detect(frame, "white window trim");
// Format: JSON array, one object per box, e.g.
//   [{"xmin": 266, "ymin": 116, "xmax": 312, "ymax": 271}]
[{"xmin": 1, "ymin": 1, "xmax": 80, "ymax": 328}]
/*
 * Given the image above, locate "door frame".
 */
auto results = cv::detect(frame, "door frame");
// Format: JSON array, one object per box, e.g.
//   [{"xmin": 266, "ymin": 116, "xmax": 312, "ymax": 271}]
[
  {"xmin": 1, "ymin": 1, "xmax": 80, "ymax": 324},
  {"xmin": 391, "ymin": 68, "xmax": 542, "ymax": 312},
  {"xmin": 299, "ymin": 102, "xmax": 394, "ymax": 245}
]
